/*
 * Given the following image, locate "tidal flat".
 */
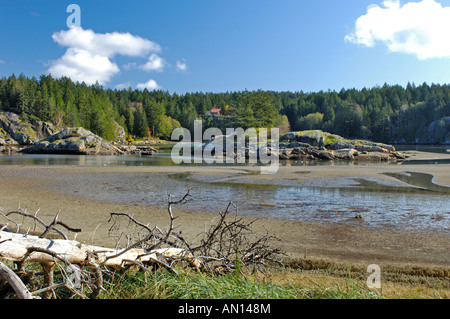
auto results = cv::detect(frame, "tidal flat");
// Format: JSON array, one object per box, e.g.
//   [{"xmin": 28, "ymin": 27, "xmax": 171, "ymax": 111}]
[{"xmin": 0, "ymin": 150, "xmax": 449, "ymax": 271}]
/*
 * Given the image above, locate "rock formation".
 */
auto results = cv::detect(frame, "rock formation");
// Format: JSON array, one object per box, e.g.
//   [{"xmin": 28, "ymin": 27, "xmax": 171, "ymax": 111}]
[
  {"xmin": 278, "ymin": 130, "xmax": 405, "ymax": 161},
  {"xmin": 0, "ymin": 111, "xmax": 156, "ymax": 156},
  {"xmin": 202, "ymin": 130, "xmax": 405, "ymax": 162},
  {"xmin": 21, "ymin": 127, "xmax": 157, "ymax": 156},
  {"xmin": 0, "ymin": 110, "xmax": 57, "ymax": 146}
]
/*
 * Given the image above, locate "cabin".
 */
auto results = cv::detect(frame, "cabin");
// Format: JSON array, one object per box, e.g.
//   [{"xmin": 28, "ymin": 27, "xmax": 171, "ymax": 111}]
[{"xmin": 206, "ymin": 108, "xmax": 221, "ymax": 116}]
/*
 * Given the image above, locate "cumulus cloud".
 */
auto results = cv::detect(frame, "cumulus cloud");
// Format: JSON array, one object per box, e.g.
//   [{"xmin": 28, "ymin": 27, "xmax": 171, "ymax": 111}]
[
  {"xmin": 51, "ymin": 26, "xmax": 160, "ymax": 58},
  {"xmin": 48, "ymin": 26, "xmax": 161, "ymax": 84},
  {"xmin": 136, "ymin": 79, "xmax": 160, "ymax": 90},
  {"xmin": 345, "ymin": 0, "xmax": 450, "ymax": 60},
  {"xmin": 140, "ymin": 54, "xmax": 166, "ymax": 72},
  {"xmin": 176, "ymin": 59, "xmax": 187, "ymax": 71},
  {"xmin": 49, "ymin": 48, "xmax": 120, "ymax": 85}
]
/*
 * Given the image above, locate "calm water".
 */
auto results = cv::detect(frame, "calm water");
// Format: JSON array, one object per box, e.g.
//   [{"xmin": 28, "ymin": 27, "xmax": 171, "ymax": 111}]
[
  {"xmin": 0, "ymin": 145, "xmax": 449, "ymax": 233},
  {"xmin": 0, "ymin": 144, "xmax": 449, "ymax": 166}
]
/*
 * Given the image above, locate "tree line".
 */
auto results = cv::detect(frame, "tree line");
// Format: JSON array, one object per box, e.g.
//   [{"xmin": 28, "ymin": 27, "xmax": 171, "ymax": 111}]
[{"xmin": 0, "ymin": 73, "xmax": 449, "ymax": 144}]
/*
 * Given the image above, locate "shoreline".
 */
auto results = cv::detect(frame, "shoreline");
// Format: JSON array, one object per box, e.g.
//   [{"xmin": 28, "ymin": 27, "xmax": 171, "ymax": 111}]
[{"xmin": 0, "ymin": 151, "xmax": 448, "ymax": 271}]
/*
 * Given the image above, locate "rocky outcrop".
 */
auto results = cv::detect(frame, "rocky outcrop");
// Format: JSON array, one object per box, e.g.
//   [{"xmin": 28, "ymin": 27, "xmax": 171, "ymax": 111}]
[
  {"xmin": 21, "ymin": 127, "xmax": 157, "ymax": 156},
  {"xmin": 280, "ymin": 130, "xmax": 396, "ymax": 151},
  {"xmin": 278, "ymin": 130, "xmax": 405, "ymax": 161},
  {"xmin": 0, "ymin": 146, "xmax": 20, "ymax": 155},
  {"xmin": 0, "ymin": 111, "xmax": 156, "ymax": 156},
  {"xmin": 203, "ymin": 130, "xmax": 405, "ymax": 162},
  {"xmin": 115, "ymin": 143, "xmax": 158, "ymax": 156},
  {"xmin": 0, "ymin": 111, "xmax": 57, "ymax": 146}
]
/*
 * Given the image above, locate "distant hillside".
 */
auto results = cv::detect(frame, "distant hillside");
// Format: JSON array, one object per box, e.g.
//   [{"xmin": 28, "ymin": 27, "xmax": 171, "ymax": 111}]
[{"xmin": 0, "ymin": 74, "xmax": 449, "ymax": 144}]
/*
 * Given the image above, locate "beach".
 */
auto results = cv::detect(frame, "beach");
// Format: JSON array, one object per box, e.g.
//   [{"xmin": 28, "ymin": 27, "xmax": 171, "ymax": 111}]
[{"xmin": 0, "ymin": 150, "xmax": 449, "ymax": 294}]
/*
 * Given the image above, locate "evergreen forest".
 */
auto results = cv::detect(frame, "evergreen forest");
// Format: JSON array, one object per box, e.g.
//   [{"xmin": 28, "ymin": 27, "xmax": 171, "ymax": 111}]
[{"xmin": 1, "ymin": 74, "xmax": 449, "ymax": 144}]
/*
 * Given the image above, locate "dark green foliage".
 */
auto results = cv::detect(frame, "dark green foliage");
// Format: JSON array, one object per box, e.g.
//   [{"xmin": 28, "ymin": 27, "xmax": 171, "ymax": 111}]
[
  {"xmin": 232, "ymin": 90, "xmax": 278, "ymax": 129},
  {"xmin": 132, "ymin": 105, "xmax": 149, "ymax": 138}
]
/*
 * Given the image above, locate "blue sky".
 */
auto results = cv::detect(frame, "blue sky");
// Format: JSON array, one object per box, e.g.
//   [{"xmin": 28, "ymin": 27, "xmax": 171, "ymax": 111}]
[{"xmin": 1, "ymin": 0, "xmax": 450, "ymax": 94}]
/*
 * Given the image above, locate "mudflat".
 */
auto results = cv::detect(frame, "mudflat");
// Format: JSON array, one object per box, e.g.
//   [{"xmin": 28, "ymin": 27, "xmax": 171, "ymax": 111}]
[{"xmin": 0, "ymin": 150, "xmax": 448, "ymax": 270}]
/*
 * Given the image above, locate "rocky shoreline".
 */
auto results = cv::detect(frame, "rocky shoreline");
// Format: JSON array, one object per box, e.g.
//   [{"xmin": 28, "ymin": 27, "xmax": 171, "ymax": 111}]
[
  {"xmin": 1, "ymin": 110, "xmax": 406, "ymax": 161},
  {"xmin": 0, "ymin": 110, "xmax": 157, "ymax": 156}
]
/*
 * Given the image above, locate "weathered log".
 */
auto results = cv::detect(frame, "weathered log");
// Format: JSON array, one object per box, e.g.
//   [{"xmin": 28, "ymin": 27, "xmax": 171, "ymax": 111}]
[{"xmin": 0, "ymin": 231, "xmax": 201, "ymax": 269}]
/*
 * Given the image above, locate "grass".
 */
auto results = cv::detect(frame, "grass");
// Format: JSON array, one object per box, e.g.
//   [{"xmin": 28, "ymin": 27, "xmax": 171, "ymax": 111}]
[
  {"xmin": 2, "ymin": 260, "xmax": 447, "ymax": 299},
  {"xmin": 98, "ymin": 267, "xmax": 385, "ymax": 300}
]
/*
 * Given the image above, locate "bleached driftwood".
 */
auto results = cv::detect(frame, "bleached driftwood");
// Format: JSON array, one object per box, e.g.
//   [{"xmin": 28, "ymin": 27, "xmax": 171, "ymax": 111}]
[
  {"xmin": 0, "ymin": 231, "xmax": 201, "ymax": 269},
  {"xmin": 0, "ymin": 229, "xmax": 200, "ymax": 299}
]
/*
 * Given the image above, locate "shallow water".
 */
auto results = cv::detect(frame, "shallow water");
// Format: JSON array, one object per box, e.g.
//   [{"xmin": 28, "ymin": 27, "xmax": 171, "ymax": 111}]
[
  {"xmin": 33, "ymin": 166, "xmax": 449, "ymax": 234},
  {"xmin": 0, "ymin": 147, "xmax": 449, "ymax": 233}
]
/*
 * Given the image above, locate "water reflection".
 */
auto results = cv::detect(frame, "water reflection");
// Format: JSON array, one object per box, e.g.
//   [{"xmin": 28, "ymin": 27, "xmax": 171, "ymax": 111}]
[
  {"xmin": 383, "ymin": 171, "xmax": 450, "ymax": 194},
  {"xmin": 164, "ymin": 172, "xmax": 450, "ymax": 232},
  {"xmin": 1, "ymin": 152, "xmax": 449, "ymax": 167}
]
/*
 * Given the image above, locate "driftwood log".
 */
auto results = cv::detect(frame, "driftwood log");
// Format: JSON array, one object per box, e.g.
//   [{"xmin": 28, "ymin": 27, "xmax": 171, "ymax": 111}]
[{"xmin": 0, "ymin": 231, "xmax": 201, "ymax": 269}]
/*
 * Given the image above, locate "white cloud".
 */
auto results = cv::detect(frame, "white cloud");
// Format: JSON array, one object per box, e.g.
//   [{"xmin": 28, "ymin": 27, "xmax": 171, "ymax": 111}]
[
  {"xmin": 49, "ymin": 48, "xmax": 120, "ymax": 85},
  {"xmin": 176, "ymin": 59, "xmax": 187, "ymax": 71},
  {"xmin": 0, "ymin": 59, "xmax": 5, "ymax": 64},
  {"xmin": 48, "ymin": 26, "xmax": 161, "ymax": 84},
  {"xmin": 140, "ymin": 54, "xmax": 166, "ymax": 72},
  {"xmin": 345, "ymin": 0, "xmax": 450, "ymax": 60},
  {"xmin": 51, "ymin": 26, "xmax": 160, "ymax": 58},
  {"xmin": 136, "ymin": 79, "xmax": 161, "ymax": 90}
]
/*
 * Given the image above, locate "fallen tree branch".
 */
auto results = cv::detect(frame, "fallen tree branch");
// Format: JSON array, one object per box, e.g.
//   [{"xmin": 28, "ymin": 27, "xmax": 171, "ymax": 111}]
[{"xmin": 0, "ymin": 261, "xmax": 33, "ymax": 299}]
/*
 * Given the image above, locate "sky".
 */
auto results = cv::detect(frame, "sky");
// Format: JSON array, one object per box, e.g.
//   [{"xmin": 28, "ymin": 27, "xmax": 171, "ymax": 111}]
[{"xmin": 1, "ymin": 0, "xmax": 450, "ymax": 94}]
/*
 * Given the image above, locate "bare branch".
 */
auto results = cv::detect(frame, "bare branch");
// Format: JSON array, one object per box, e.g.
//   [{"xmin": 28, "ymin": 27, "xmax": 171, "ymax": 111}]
[{"xmin": 4, "ymin": 210, "xmax": 68, "ymax": 239}]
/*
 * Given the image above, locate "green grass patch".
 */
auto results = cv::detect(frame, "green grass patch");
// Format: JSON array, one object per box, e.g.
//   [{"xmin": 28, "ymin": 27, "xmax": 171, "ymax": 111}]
[{"xmin": 99, "ymin": 267, "xmax": 385, "ymax": 300}]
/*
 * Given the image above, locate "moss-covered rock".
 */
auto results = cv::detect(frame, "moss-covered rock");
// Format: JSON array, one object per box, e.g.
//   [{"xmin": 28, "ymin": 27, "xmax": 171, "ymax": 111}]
[
  {"xmin": 281, "ymin": 130, "xmax": 324, "ymax": 146},
  {"xmin": 22, "ymin": 127, "xmax": 116, "ymax": 155},
  {"xmin": 0, "ymin": 110, "xmax": 57, "ymax": 145},
  {"xmin": 281, "ymin": 130, "xmax": 397, "ymax": 151},
  {"xmin": 202, "ymin": 129, "xmax": 404, "ymax": 162},
  {"xmin": 279, "ymin": 130, "xmax": 404, "ymax": 161}
]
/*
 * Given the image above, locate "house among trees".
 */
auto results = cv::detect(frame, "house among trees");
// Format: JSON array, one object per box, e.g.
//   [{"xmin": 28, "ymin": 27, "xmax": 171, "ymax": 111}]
[
  {"xmin": 206, "ymin": 108, "xmax": 221, "ymax": 116},
  {"xmin": 204, "ymin": 108, "xmax": 222, "ymax": 125}
]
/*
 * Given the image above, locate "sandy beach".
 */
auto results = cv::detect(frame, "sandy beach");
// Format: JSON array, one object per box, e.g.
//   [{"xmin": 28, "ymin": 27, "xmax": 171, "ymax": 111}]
[{"xmin": 0, "ymin": 150, "xmax": 449, "ymax": 294}]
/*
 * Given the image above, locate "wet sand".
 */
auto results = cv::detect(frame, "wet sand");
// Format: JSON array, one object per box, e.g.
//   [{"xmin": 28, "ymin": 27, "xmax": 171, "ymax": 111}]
[{"xmin": 0, "ymin": 150, "xmax": 449, "ymax": 273}]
